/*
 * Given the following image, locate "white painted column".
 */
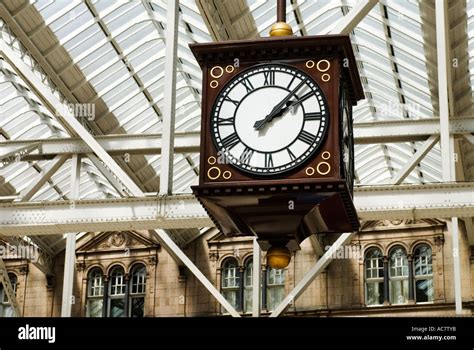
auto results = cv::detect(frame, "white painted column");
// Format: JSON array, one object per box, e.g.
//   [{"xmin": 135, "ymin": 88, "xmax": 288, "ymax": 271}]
[
  {"xmin": 451, "ymin": 217, "xmax": 463, "ymax": 314},
  {"xmin": 61, "ymin": 154, "xmax": 81, "ymax": 317},
  {"xmin": 159, "ymin": 0, "xmax": 179, "ymax": 195},
  {"xmin": 252, "ymin": 238, "xmax": 261, "ymax": 317},
  {"xmin": 436, "ymin": 0, "xmax": 462, "ymax": 315}
]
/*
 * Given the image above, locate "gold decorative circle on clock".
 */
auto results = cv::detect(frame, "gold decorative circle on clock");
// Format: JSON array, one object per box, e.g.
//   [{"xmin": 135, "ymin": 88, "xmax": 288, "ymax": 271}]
[
  {"xmin": 210, "ymin": 66, "xmax": 224, "ymax": 79},
  {"xmin": 207, "ymin": 166, "xmax": 221, "ymax": 180},
  {"xmin": 322, "ymin": 151, "xmax": 331, "ymax": 160},
  {"xmin": 305, "ymin": 167, "xmax": 315, "ymax": 176},
  {"xmin": 207, "ymin": 156, "xmax": 217, "ymax": 165},
  {"xmin": 316, "ymin": 60, "xmax": 331, "ymax": 72},
  {"xmin": 305, "ymin": 60, "xmax": 315, "ymax": 69},
  {"xmin": 210, "ymin": 80, "xmax": 219, "ymax": 89},
  {"xmin": 321, "ymin": 74, "xmax": 331, "ymax": 82},
  {"xmin": 223, "ymin": 170, "xmax": 232, "ymax": 179},
  {"xmin": 225, "ymin": 65, "xmax": 235, "ymax": 73},
  {"xmin": 316, "ymin": 162, "xmax": 331, "ymax": 175}
]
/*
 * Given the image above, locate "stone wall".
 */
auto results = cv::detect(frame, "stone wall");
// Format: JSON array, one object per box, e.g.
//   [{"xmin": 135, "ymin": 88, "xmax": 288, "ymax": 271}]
[{"xmin": 2, "ymin": 219, "xmax": 473, "ymax": 317}]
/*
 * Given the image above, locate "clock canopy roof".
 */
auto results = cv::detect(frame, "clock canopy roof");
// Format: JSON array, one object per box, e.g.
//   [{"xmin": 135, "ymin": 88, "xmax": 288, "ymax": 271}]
[{"xmin": 190, "ymin": 35, "xmax": 364, "ymax": 104}]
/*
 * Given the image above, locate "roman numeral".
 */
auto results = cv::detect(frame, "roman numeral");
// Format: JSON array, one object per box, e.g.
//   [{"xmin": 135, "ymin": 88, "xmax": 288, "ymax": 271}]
[
  {"xmin": 221, "ymin": 133, "xmax": 240, "ymax": 149},
  {"xmin": 264, "ymin": 153, "xmax": 274, "ymax": 168},
  {"xmin": 299, "ymin": 91, "xmax": 314, "ymax": 102},
  {"xmin": 224, "ymin": 97, "xmax": 239, "ymax": 106},
  {"xmin": 287, "ymin": 75, "xmax": 297, "ymax": 89},
  {"xmin": 287, "ymin": 148, "xmax": 296, "ymax": 161},
  {"xmin": 241, "ymin": 78, "xmax": 254, "ymax": 93},
  {"xmin": 217, "ymin": 117, "xmax": 234, "ymax": 126},
  {"xmin": 239, "ymin": 147, "xmax": 254, "ymax": 165},
  {"xmin": 263, "ymin": 71, "xmax": 276, "ymax": 86},
  {"xmin": 304, "ymin": 112, "xmax": 323, "ymax": 121},
  {"xmin": 297, "ymin": 130, "xmax": 315, "ymax": 145}
]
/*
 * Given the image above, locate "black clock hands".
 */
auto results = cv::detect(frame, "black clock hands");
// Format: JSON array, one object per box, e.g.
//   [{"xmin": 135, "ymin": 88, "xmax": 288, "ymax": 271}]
[{"xmin": 254, "ymin": 79, "xmax": 307, "ymax": 130}]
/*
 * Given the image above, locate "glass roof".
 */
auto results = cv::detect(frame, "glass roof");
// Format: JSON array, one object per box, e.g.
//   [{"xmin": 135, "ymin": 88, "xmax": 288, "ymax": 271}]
[
  {"xmin": 29, "ymin": 0, "xmax": 209, "ymax": 196},
  {"xmin": 1, "ymin": 0, "xmax": 472, "ymax": 204},
  {"xmin": 469, "ymin": 0, "xmax": 474, "ymax": 93},
  {"xmin": 248, "ymin": 0, "xmax": 445, "ymax": 185}
]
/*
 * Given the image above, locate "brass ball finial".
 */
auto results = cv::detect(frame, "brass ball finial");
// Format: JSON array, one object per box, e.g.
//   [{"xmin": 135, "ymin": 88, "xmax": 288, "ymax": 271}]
[
  {"xmin": 267, "ymin": 245, "xmax": 291, "ymax": 269},
  {"xmin": 269, "ymin": 22, "xmax": 294, "ymax": 36}
]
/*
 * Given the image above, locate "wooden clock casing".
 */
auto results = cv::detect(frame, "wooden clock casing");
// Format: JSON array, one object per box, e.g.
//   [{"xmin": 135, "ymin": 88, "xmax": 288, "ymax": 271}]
[{"xmin": 190, "ymin": 35, "xmax": 364, "ymax": 251}]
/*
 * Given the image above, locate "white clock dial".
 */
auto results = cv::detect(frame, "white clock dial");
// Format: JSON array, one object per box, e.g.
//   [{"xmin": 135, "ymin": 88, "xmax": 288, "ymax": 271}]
[{"xmin": 211, "ymin": 63, "xmax": 329, "ymax": 175}]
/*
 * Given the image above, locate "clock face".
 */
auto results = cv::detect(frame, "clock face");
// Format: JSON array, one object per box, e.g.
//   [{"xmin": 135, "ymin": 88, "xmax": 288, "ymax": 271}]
[{"xmin": 210, "ymin": 63, "xmax": 329, "ymax": 175}]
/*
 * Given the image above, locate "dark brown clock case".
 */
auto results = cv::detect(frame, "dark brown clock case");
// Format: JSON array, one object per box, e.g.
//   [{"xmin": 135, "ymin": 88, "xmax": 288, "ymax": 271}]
[{"xmin": 190, "ymin": 35, "xmax": 364, "ymax": 251}]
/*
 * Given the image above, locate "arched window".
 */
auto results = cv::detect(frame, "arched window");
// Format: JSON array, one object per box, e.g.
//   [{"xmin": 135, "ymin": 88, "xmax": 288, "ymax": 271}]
[
  {"xmin": 389, "ymin": 246, "xmax": 409, "ymax": 304},
  {"xmin": 221, "ymin": 258, "xmax": 239, "ymax": 310},
  {"xmin": 266, "ymin": 267, "xmax": 285, "ymax": 311},
  {"xmin": 129, "ymin": 264, "xmax": 146, "ymax": 317},
  {"xmin": 243, "ymin": 259, "xmax": 253, "ymax": 313},
  {"xmin": 413, "ymin": 245, "xmax": 433, "ymax": 303},
  {"xmin": 86, "ymin": 268, "xmax": 104, "ymax": 317},
  {"xmin": 8, "ymin": 273, "xmax": 17, "ymax": 296},
  {"xmin": 365, "ymin": 248, "xmax": 384, "ymax": 306},
  {"xmin": 0, "ymin": 273, "xmax": 18, "ymax": 317},
  {"xmin": 108, "ymin": 266, "xmax": 126, "ymax": 317}
]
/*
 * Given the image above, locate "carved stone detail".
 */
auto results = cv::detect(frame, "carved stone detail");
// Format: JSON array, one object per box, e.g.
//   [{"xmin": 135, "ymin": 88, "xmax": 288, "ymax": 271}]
[
  {"xmin": 434, "ymin": 235, "xmax": 445, "ymax": 246},
  {"xmin": 109, "ymin": 232, "xmax": 128, "ymax": 247},
  {"xmin": 76, "ymin": 261, "xmax": 86, "ymax": 272}
]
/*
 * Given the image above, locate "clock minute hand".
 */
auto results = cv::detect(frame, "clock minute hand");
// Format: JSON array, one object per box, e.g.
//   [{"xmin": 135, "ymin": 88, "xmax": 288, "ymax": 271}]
[
  {"xmin": 254, "ymin": 79, "xmax": 307, "ymax": 130},
  {"xmin": 279, "ymin": 97, "xmax": 304, "ymax": 114}
]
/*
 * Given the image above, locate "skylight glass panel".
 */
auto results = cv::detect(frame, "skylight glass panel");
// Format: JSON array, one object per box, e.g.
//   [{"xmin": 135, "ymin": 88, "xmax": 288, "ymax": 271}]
[{"xmin": 468, "ymin": 0, "xmax": 474, "ymax": 99}]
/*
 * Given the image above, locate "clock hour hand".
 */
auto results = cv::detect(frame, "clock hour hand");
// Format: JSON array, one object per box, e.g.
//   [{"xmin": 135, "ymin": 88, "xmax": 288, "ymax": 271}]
[
  {"xmin": 253, "ymin": 102, "xmax": 292, "ymax": 130},
  {"xmin": 254, "ymin": 79, "xmax": 306, "ymax": 130}
]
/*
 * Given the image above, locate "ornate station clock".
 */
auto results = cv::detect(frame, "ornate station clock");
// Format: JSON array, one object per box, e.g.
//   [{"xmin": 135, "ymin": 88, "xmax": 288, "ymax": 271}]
[{"xmin": 190, "ymin": 33, "xmax": 364, "ymax": 263}]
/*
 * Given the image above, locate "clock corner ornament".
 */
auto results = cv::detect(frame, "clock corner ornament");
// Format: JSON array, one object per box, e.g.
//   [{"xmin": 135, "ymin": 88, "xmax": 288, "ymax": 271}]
[{"xmin": 190, "ymin": 2, "xmax": 364, "ymax": 268}]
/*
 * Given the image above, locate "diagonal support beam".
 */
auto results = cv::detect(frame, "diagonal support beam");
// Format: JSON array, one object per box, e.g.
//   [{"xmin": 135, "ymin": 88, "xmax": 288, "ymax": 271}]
[
  {"xmin": 153, "ymin": 227, "xmax": 240, "ymax": 317},
  {"xmin": 270, "ymin": 232, "xmax": 356, "ymax": 317},
  {"xmin": 0, "ymin": 257, "xmax": 20, "ymax": 316},
  {"xmin": 329, "ymin": 0, "xmax": 378, "ymax": 34},
  {"xmin": 18, "ymin": 155, "xmax": 68, "ymax": 201},
  {"xmin": 1, "ymin": 42, "xmax": 143, "ymax": 196},
  {"xmin": 390, "ymin": 135, "xmax": 439, "ymax": 185}
]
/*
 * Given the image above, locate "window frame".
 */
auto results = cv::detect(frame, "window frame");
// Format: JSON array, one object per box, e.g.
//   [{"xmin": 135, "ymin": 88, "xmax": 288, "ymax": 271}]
[
  {"xmin": 107, "ymin": 265, "xmax": 127, "ymax": 317},
  {"xmin": 388, "ymin": 246, "xmax": 409, "ymax": 305},
  {"xmin": 413, "ymin": 244, "xmax": 434, "ymax": 303},
  {"xmin": 220, "ymin": 258, "xmax": 240, "ymax": 311},
  {"xmin": 243, "ymin": 258, "xmax": 253, "ymax": 313},
  {"xmin": 129, "ymin": 264, "xmax": 146, "ymax": 317},
  {"xmin": 364, "ymin": 248, "xmax": 384, "ymax": 306},
  {"xmin": 86, "ymin": 267, "xmax": 104, "ymax": 318},
  {"xmin": 265, "ymin": 267, "xmax": 285, "ymax": 312}
]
